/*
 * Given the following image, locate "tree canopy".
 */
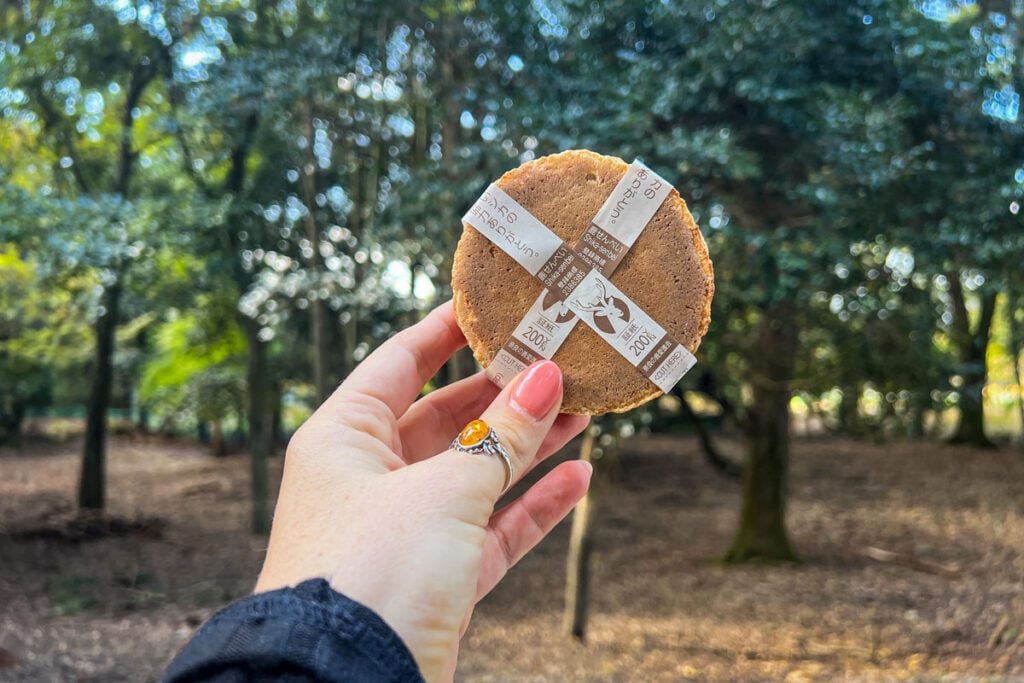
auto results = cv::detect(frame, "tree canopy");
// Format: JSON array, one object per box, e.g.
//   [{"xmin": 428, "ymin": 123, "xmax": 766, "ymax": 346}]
[{"xmin": 2, "ymin": 0, "xmax": 1022, "ymax": 547}]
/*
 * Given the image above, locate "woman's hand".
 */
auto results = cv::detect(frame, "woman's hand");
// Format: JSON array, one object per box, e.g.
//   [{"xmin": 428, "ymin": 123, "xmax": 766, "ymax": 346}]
[{"xmin": 255, "ymin": 301, "xmax": 592, "ymax": 681}]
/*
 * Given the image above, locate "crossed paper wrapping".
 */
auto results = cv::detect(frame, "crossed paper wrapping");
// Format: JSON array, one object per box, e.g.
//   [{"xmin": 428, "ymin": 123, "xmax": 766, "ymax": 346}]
[{"xmin": 461, "ymin": 161, "xmax": 697, "ymax": 395}]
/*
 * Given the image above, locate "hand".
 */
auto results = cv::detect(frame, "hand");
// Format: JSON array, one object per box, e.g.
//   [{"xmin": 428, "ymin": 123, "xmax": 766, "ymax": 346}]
[{"xmin": 255, "ymin": 301, "xmax": 592, "ymax": 681}]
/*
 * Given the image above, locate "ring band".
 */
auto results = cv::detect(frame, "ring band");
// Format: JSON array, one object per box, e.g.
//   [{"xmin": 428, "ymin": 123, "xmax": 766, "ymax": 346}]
[{"xmin": 450, "ymin": 419, "xmax": 514, "ymax": 494}]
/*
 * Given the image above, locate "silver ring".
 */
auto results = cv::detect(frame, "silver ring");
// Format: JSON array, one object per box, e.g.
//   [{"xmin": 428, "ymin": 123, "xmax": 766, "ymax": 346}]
[{"xmin": 450, "ymin": 419, "xmax": 514, "ymax": 494}]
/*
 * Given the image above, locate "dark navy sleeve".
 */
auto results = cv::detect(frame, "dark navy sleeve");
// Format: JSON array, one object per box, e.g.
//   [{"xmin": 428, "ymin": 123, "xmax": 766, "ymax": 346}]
[{"xmin": 163, "ymin": 578, "xmax": 424, "ymax": 683}]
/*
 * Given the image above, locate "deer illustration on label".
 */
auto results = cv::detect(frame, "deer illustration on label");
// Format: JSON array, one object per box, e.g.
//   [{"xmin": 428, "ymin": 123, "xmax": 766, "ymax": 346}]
[
  {"xmin": 541, "ymin": 290, "xmax": 576, "ymax": 324},
  {"xmin": 572, "ymin": 278, "xmax": 630, "ymax": 335}
]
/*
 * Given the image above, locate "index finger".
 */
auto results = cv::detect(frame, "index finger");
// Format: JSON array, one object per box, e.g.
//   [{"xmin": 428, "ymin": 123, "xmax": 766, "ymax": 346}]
[{"xmin": 330, "ymin": 300, "xmax": 469, "ymax": 418}]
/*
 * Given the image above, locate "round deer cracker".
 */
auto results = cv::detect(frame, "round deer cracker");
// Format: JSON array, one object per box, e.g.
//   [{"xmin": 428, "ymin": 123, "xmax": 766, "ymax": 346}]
[{"xmin": 452, "ymin": 149, "xmax": 714, "ymax": 415}]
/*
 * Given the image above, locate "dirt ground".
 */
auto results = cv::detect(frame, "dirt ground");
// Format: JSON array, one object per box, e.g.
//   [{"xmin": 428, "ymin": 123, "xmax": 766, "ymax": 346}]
[{"xmin": 1, "ymin": 433, "xmax": 1022, "ymax": 682}]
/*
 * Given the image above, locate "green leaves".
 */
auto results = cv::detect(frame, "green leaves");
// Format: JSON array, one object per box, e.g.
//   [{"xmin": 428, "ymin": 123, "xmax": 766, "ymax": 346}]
[
  {"xmin": 139, "ymin": 304, "xmax": 246, "ymax": 425},
  {"xmin": 2, "ymin": 0, "xmax": 1022, "ymax": 438}
]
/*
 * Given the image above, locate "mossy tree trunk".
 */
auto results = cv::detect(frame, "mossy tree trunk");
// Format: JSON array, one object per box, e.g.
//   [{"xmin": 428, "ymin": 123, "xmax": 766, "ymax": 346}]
[
  {"xmin": 947, "ymin": 273, "xmax": 997, "ymax": 448},
  {"xmin": 1007, "ymin": 284, "xmax": 1024, "ymax": 445},
  {"xmin": 726, "ymin": 305, "xmax": 798, "ymax": 562}
]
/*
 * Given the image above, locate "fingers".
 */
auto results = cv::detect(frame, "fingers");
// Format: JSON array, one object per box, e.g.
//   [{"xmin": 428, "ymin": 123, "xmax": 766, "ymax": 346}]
[
  {"xmin": 397, "ymin": 373, "xmax": 500, "ymax": 462},
  {"xmin": 481, "ymin": 360, "xmax": 564, "ymax": 479},
  {"xmin": 475, "ymin": 459, "xmax": 593, "ymax": 601},
  {"xmin": 322, "ymin": 300, "xmax": 467, "ymax": 420},
  {"xmin": 458, "ymin": 360, "xmax": 565, "ymax": 499},
  {"xmin": 397, "ymin": 372, "xmax": 590, "ymax": 464},
  {"xmin": 528, "ymin": 413, "xmax": 591, "ymax": 472}
]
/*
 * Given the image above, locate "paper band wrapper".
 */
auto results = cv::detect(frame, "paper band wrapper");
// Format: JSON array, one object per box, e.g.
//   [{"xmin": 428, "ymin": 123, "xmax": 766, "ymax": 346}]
[{"xmin": 461, "ymin": 161, "xmax": 697, "ymax": 395}]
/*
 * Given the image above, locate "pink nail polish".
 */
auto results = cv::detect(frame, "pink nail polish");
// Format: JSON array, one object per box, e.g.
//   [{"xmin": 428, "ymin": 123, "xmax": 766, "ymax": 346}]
[{"xmin": 510, "ymin": 360, "xmax": 562, "ymax": 419}]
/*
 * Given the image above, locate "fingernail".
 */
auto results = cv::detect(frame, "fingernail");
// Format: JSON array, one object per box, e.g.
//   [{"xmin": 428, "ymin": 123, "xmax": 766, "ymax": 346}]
[
  {"xmin": 580, "ymin": 460, "xmax": 594, "ymax": 479},
  {"xmin": 510, "ymin": 360, "xmax": 562, "ymax": 420}
]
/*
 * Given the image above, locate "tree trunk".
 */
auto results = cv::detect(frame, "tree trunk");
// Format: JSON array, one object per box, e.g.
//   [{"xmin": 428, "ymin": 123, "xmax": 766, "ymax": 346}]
[
  {"xmin": 725, "ymin": 305, "xmax": 798, "ymax": 562},
  {"xmin": 309, "ymin": 299, "xmax": 330, "ymax": 404},
  {"xmin": 0, "ymin": 402, "xmax": 26, "ymax": 447},
  {"xmin": 405, "ymin": 261, "xmax": 423, "ymax": 329},
  {"xmin": 948, "ymin": 275, "xmax": 996, "ymax": 448},
  {"xmin": 1005, "ymin": 285, "xmax": 1024, "ymax": 445},
  {"xmin": 244, "ymin": 319, "xmax": 274, "ymax": 534},
  {"xmin": 341, "ymin": 130, "xmax": 363, "ymax": 381},
  {"xmin": 135, "ymin": 328, "xmax": 149, "ymax": 433},
  {"xmin": 270, "ymin": 381, "xmax": 284, "ymax": 449},
  {"xmin": 78, "ymin": 281, "xmax": 122, "ymax": 510},
  {"xmin": 136, "ymin": 403, "xmax": 149, "ymax": 434},
  {"xmin": 342, "ymin": 313, "xmax": 358, "ymax": 376},
  {"xmin": 838, "ymin": 383, "xmax": 860, "ymax": 435},
  {"xmin": 75, "ymin": 59, "xmax": 150, "ymax": 512},
  {"xmin": 210, "ymin": 419, "xmax": 226, "ymax": 457},
  {"xmin": 564, "ymin": 428, "xmax": 599, "ymax": 641},
  {"xmin": 437, "ymin": 39, "xmax": 470, "ymax": 384},
  {"xmin": 907, "ymin": 390, "xmax": 928, "ymax": 439},
  {"xmin": 445, "ymin": 346, "xmax": 478, "ymax": 385},
  {"xmin": 299, "ymin": 98, "xmax": 331, "ymax": 405},
  {"xmin": 678, "ymin": 389, "xmax": 741, "ymax": 478}
]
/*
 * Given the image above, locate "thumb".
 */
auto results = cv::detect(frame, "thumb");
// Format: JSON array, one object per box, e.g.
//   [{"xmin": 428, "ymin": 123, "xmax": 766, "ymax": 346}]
[{"xmin": 432, "ymin": 360, "xmax": 564, "ymax": 504}]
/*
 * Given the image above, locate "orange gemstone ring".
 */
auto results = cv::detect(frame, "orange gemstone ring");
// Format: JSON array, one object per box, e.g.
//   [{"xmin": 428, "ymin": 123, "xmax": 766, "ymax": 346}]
[{"xmin": 451, "ymin": 419, "xmax": 513, "ymax": 494}]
